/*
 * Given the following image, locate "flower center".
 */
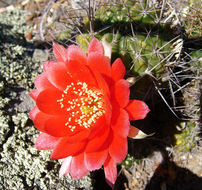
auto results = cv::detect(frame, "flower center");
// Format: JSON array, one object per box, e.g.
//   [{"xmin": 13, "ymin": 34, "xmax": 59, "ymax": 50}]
[{"xmin": 57, "ymin": 82, "xmax": 105, "ymax": 132}]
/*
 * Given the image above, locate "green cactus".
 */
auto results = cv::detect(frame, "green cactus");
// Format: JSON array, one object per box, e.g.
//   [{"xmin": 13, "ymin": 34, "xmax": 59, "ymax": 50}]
[
  {"xmin": 174, "ymin": 122, "xmax": 198, "ymax": 152},
  {"xmin": 183, "ymin": 0, "xmax": 202, "ymax": 38},
  {"xmin": 75, "ymin": 0, "xmax": 176, "ymax": 77},
  {"xmin": 119, "ymin": 154, "xmax": 136, "ymax": 168},
  {"xmin": 102, "ymin": 33, "xmax": 173, "ymax": 76},
  {"xmin": 95, "ymin": 0, "xmax": 159, "ymax": 25},
  {"xmin": 76, "ymin": 34, "xmax": 92, "ymax": 53}
]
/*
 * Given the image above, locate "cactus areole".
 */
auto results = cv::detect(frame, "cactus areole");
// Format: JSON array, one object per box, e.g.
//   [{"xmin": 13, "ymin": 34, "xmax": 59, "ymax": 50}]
[{"xmin": 29, "ymin": 38, "xmax": 150, "ymax": 187}]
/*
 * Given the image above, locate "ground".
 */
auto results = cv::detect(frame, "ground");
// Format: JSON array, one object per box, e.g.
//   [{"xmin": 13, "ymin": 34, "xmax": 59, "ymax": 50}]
[{"xmin": 0, "ymin": 0, "xmax": 201, "ymax": 190}]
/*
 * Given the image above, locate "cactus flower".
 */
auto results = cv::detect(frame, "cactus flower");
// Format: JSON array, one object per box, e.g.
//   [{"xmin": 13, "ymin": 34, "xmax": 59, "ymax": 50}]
[{"xmin": 29, "ymin": 38, "xmax": 150, "ymax": 187}]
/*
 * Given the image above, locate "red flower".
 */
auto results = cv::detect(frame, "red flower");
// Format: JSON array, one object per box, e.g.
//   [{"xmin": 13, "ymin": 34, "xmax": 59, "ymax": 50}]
[{"xmin": 29, "ymin": 38, "xmax": 149, "ymax": 186}]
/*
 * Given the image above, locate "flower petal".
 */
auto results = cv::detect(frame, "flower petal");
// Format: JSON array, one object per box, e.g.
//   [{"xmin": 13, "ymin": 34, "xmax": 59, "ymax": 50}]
[
  {"xmin": 85, "ymin": 125, "xmax": 110, "ymax": 153},
  {"xmin": 111, "ymin": 79, "xmax": 130, "ymax": 108},
  {"xmin": 66, "ymin": 130, "xmax": 90, "ymax": 142},
  {"xmin": 109, "ymin": 132, "xmax": 127, "ymax": 163},
  {"xmin": 36, "ymin": 88, "xmax": 64, "ymax": 115},
  {"xmin": 35, "ymin": 133, "xmax": 60, "ymax": 150},
  {"xmin": 29, "ymin": 106, "xmax": 51, "ymax": 132},
  {"xmin": 128, "ymin": 125, "xmax": 139, "ymax": 138},
  {"xmin": 53, "ymin": 42, "xmax": 68, "ymax": 63},
  {"xmin": 125, "ymin": 100, "xmax": 150, "ymax": 120},
  {"xmin": 87, "ymin": 38, "xmax": 104, "ymax": 55},
  {"xmin": 43, "ymin": 61, "xmax": 55, "ymax": 71},
  {"xmin": 104, "ymin": 155, "xmax": 117, "ymax": 186},
  {"xmin": 35, "ymin": 72, "xmax": 54, "ymax": 91},
  {"xmin": 111, "ymin": 108, "xmax": 130, "ymax": 138},
  {"xmin": 87, "ymin": 53, "xmax": 111, "ymax": 84},
  {"xmin": 50, "ymin": 138, "xmax": 87, "ymax": 159},
  {"xmin": 129, "ymin": 127, "xmax": 154, "ymax": 139},
  {"xmin": 66, "ymin": 45, "xmax": 87, "ymax": 64},
  {"xmin": 87, "ymin": 114, "xmax": 109, "ymax": 139},
  {"xmin": 70, "ymin": 153, "xmax": 89, "ymax": 179},
  {"xmin": 84, "ymin": 149, "xmax": 108, "ymax": 171},
  {"xmin": 45, "ymin": 116, "xmax": 74, "ymax": 137},
  {"xmin": 59, "ymin": 156, "xmax": 72, "ymax": 177},
  {"xmin": 29, "ymin": 106, "xmax": 38, "ymax": 120},
  {"xmin": 46, "ymin": 61, "xmax": 72, "ymax": 91},
  {"xmin": 111, "ymin": 58, "xmax": 126, "ymax": 81},
  {"xmin": 29, "ymin": 89, "xmax": 39, "ymax": 100},
  {"xmin": 90, "ymin": 69, "xmax": 110, "ymax": 97},
  {"xmin": 103, "ymin": 95, "xmax": 112, "ymax": 125},
  {"xmin": 66, "ymin": 59, "xmax": 97, "ymax": 87}
]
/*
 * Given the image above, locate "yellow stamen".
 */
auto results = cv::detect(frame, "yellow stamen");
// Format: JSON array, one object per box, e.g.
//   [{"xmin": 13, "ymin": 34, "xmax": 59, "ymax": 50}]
[{"xmin": 57, "ymin": 81, "xmax": 105, "ymax": 132}]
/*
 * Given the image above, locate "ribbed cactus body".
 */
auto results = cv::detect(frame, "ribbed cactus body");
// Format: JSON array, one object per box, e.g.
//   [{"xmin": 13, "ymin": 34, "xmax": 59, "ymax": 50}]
[{"xmin": 76, "ymin": 0, "xmax": 175, "ymax": 77}]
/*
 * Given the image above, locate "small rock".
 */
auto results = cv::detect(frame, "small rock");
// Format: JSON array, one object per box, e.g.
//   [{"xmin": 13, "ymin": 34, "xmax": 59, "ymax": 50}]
[
  {"xmin": 32, "ymin": 49, "xmax": 49, "ymax": 63},
  {"xmin": 16, "ymin": 90, "xmax": 35, "ymax": 113}
]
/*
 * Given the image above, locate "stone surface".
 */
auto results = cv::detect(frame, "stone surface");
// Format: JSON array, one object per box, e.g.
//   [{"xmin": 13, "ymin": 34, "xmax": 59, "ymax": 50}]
[{"xmin": 0, "ymin": 7, "xmax": 93, "ymax": 190}]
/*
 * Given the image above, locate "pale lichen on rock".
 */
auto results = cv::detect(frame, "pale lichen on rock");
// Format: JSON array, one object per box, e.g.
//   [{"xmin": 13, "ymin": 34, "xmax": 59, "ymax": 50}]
[{"xmin": 0, "ymin": 7, "xmax": 93, "ymax": 190}]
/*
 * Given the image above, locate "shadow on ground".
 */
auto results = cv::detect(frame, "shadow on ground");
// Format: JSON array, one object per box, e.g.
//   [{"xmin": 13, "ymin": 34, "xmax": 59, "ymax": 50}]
[
  {"xmin": 145, "ymin": 160, "xmax": 202, "ymax": 190},
  {"xmin": 128, "ymin": 74, "xmax": 182, "ymax": 158},
  {"xmin": 91, "ymin": 74, "xmax": 201, "ymax": 190}
]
